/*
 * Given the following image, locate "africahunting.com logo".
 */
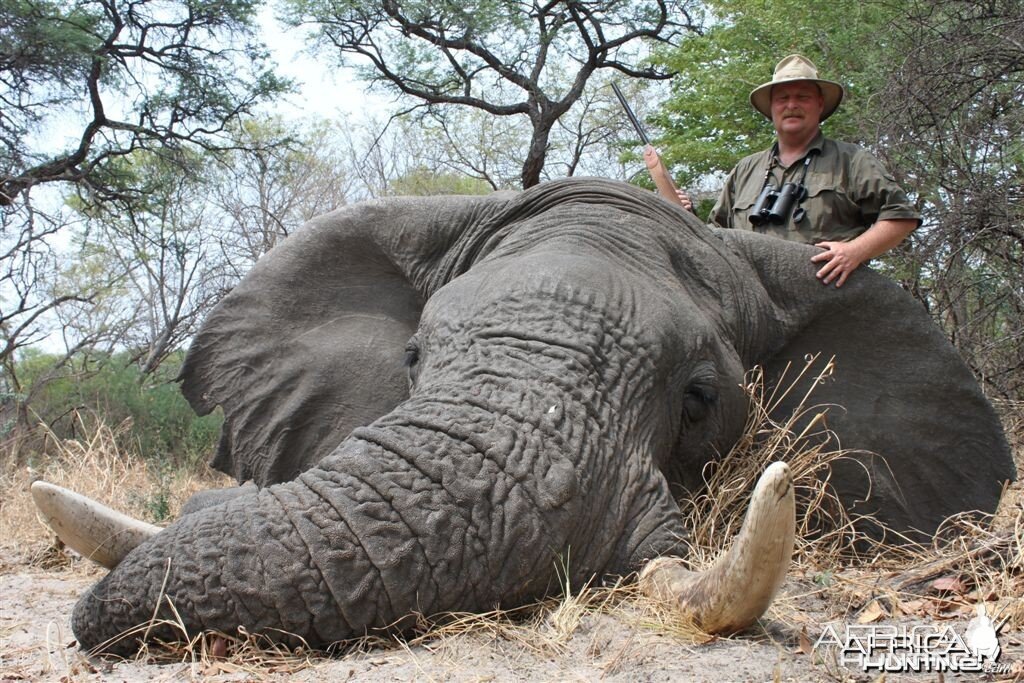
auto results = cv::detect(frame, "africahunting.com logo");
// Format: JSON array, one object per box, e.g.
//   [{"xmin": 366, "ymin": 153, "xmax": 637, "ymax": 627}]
[{"xmin": 814, "ymin": 603, "xmax": 1011, "ymax": 674}]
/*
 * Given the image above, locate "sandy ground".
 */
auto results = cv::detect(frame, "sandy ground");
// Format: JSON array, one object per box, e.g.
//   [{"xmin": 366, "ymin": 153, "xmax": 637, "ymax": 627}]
[{"xmin": 2, "ymin": 545, "xmax": 1022, "ymax": 683}]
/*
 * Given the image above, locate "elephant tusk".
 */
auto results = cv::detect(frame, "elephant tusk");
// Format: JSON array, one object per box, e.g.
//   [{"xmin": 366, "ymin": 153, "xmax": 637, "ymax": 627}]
[
  {"xmin": 31, "ymin": 481, "xmax": 160, "ymax": 570},
  {"xmin": 639, "ymin": 461, "xmax": 795, "ymax": 634}
]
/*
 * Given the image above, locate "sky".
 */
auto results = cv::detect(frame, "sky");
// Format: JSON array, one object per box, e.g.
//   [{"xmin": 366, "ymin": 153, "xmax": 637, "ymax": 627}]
[
  {"xmin": 20, "ymin": 8, "xmax": 394, "ymax": 356},
  {"xmin": 257, "ymin": 6, "xmax": 391, "ymax": 123}
]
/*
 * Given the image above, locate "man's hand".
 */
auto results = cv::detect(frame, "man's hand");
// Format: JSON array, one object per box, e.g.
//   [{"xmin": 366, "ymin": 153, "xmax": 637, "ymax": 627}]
[
  {"xmin": 811, "ymin": 240, "xmax": 868, "ymax": 288},
  {"xmin": 675, "ymin": 189, "xmax": 693, "ymax": 212},
  {"xmin": 811, "ymin": 218, "xmax": 917, "ymax": 288}
]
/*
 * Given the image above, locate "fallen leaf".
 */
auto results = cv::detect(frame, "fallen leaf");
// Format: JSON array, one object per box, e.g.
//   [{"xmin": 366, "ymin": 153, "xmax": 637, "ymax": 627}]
[
  {"xmin": 957, "ymin": 603, "xmax": 977, "ymax": 616},
  {"xmin": 202, "ymin": 662, "xmax": 240, "ymax": 676},
  {"xmin": 930, "ymin": 576, "xmax": 966, "ymax": 594},
  {"xmin": 857, "ymin": 600, "xmax": 888, "ymax": 624},
  {"xmin": 797, "ymin": 626, "xmax": 813, "ymax": 655},
  {"xmin": 897, "ymin": 599, "xmax": 926, "ymax": 616},
  {"xmin": 210, "ymin": 635, "xmax": 228, "ymax": 659},
  {"xmin": 975, "ymin": 588, "xmax": 1000, "ymax": 602}
]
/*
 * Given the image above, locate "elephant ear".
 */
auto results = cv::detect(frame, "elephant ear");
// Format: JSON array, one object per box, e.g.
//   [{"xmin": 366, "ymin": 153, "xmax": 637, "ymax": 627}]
[
  {"xmin": 179, "ymin": 193, "xmax": 513, "ymax": 486},
  {"xmin": 719, "ymin": 229, "xmax": 1015, "ymax": 541}
]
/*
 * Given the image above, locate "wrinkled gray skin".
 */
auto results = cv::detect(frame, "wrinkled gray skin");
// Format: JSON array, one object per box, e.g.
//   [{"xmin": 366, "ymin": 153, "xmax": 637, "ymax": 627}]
[{"xmin": 73, "ymin": 179, "xmax": 1014, "ymax": 653}]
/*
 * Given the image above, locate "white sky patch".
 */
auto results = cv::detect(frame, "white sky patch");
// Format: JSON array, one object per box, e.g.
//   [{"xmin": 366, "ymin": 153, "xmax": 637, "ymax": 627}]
[{"xmin": 256, "ymin": 6, "xmax": 392, "ymax": 123}]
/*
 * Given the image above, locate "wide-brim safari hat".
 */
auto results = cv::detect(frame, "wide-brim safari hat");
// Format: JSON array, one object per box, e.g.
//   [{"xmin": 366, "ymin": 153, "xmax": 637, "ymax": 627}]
[{"xmin": 749, "ymin": 54, "xmax": 845, "ymax": 121}]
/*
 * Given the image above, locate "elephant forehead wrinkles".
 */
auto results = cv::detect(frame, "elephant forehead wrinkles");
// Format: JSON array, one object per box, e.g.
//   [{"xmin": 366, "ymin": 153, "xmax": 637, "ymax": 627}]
[
  {"xmin": 427, "ymin": 267, "xmax": 722, "ymax": 405},
  {"xmin": 423, "ymin": 264, "xmax": 675, "ymax": 356},
  {"xmin": 422, "ymin": 287, "xmax": 666, "ymax": 398},
  {"xmin": 487, "ymin": 206, "xmax": 743, "ymax": 356},
  {"xmin": 486, "ymin": 218, "xmax": 675, "ymax": 280}
]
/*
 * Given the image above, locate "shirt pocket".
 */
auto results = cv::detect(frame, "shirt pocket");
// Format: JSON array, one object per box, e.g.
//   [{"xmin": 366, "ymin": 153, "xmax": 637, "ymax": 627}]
[
  {"xmin": 732, "ymin": 182, "xmax": 765, "ymax": 230},
  {"xmin": 803, "ymin": 170, "xmax": 863, "ymax": 240}
]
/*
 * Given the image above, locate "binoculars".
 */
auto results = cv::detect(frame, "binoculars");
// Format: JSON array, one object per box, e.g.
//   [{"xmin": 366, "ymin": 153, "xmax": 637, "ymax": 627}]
[{"xmin": 749, "ymin": 182, "xmax": 807, "ymax": 226}]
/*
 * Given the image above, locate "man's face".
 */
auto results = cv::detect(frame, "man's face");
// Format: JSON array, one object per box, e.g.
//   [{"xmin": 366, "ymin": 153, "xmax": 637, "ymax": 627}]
[{"xmin": 770, "ymin": 81, "xmax": 825, "ymax": 139}]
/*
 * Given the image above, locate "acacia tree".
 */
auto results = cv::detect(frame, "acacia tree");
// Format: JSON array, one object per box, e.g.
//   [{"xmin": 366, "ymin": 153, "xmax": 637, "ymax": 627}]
[
  {"xmin": 0, "ymin": 198, "xmax": 113, "ymax": 387},
  {"xmin": 77, "ymin": 150, "xmax": 226, "ymax": 377},
  {"xmin": 0, "ymin": 0, "xmax": 289, "ymax": 205},
  {"xmin": 75, "ymin": 117, "xmax": 358, "ymax": 377},
  {"xmin": 0, "ymin": 0, "xmax": 291, "ymax": 449},
  {"xmin": 407, "ymin": 72, "xmax": 639, "ymax": 190},
  {"xmin": 331, "ymin": 117, "xmax": 485, "ymax": 197},
  {"xmin": 284, "ymin": 0, "xmax": 700, "ymax": 188},
  {"xmin": 0, "ymin": 194, "xmax": 127, "ymax": 452}
]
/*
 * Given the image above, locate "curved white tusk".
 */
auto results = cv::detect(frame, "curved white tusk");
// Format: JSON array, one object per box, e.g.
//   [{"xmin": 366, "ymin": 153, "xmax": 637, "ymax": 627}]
[
  {"xmin": 639, "ymin": 461, "xmax": 796, "ymax": 633},
  {"xmin": 31, "ymin": 481, "xmax": 160, "ymax": 570}
]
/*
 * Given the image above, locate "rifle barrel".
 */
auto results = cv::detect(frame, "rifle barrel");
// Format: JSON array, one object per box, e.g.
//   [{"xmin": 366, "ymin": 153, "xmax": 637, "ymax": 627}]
[{"xmin": 611, "ymin": 82, "xmax": 651, "ymax": 146}]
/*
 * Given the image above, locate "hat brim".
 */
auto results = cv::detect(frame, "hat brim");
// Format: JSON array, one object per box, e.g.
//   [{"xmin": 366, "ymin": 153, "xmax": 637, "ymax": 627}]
[{"xmin": 749, "ymin": 78, "xmax": 844, "ymax": 121}]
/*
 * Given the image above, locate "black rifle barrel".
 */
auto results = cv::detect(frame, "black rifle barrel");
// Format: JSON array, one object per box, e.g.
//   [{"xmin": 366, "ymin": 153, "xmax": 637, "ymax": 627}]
[{"xmin": 611, "ymin": 82, "xmax": 651, "ymax": 146}]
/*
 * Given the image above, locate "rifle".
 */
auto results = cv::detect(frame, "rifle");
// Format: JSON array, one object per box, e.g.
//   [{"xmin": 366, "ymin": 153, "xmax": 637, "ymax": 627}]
[{"xmin": 611, "ymin": 82, "xmax": 687, "ymax": 209}]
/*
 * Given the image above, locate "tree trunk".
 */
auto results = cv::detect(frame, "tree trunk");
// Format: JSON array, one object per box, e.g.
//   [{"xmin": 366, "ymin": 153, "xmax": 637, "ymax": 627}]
[{"xmin": 521, "ymin": 120, "xmax": 553, "ymax": 188}]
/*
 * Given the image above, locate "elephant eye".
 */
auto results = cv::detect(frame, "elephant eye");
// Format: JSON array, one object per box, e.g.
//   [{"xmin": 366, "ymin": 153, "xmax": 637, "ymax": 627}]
[
  {"xmin": 683, "ymin": 384, "xmax": 717, "ymax": 423},
  {"xmin": 404, "ymin": 338, "xmax": 421, "ymax": 388},
  {"xmin": 682, "ymin": 361, "xmax": 719, "ymax": 423}
]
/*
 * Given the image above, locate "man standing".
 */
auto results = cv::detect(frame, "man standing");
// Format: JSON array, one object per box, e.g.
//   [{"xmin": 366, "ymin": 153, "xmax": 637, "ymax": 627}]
[{"xmin": 709, "ymin": 55, "xmax": 919, "ymax": 288}]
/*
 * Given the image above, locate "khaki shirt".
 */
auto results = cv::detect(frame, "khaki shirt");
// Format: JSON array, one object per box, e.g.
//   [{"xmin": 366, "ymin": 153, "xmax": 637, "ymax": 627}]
[{"xmin": 709, "ymin": 132, "xmax": 919, "ymax": 243}]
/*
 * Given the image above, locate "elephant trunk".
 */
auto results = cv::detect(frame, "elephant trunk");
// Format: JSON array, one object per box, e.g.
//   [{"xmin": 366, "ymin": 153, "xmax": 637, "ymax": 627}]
[
  {"xmin": 42, "ymin": 460, "xmax": 794, "ymax": 652},
  {"xmin": 63, "ymin": 391, "xmax": 614, "ymax": 654}
]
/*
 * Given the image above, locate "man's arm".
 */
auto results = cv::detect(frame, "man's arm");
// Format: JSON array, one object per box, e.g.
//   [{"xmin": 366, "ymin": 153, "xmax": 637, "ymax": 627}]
[
  {"xmin": 642, "ymin": 146, "xmax": 690, "ymax": 210},
  {"xmin": 811, "ymin": 218, "xmax": 917, "ymax": 287}
]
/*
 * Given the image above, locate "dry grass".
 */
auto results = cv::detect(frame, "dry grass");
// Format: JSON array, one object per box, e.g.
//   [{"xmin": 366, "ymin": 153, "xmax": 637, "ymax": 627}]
[
  {"xmin": 693, "ymin": 363, "xmax": 1024, "ymax": 642},
  {"xmin": 679, "ymin": 354, "xmax": 871, "ymax": 570},
  {"xmin": 0, "ymin": 411, "xmax": 230, "ymax": 563},
  {"xmin": 1, "ymin": 373, "xmax": 1021, "ymax": 677}
]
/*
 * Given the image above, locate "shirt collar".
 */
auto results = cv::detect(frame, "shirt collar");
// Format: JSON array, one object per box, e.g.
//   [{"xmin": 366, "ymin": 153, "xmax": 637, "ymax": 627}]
[
  {"xmin": 772, "ymin": 130, "xmax": 825, "ymax": 165},
  {"xmin": 807, "ymin": 130, "xmax": 825, "ymax": 154}
]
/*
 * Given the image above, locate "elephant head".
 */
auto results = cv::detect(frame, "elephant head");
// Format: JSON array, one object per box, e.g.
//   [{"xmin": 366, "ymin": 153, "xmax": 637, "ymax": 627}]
[{"xmin": 37, "ymin": 178, "xmax": 1013, "ymax": 654}]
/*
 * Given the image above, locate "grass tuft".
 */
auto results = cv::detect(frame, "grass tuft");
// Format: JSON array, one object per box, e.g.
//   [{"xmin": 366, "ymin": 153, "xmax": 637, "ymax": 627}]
[{"xmin": 0, "ymin": 409, "xmax": 229, "ymax": 564}]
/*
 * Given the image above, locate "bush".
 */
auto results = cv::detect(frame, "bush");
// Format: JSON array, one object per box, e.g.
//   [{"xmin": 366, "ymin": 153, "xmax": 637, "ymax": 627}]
[{"xmin": 11, "ymin": 350, "xmax": 222, "ymax": 468}]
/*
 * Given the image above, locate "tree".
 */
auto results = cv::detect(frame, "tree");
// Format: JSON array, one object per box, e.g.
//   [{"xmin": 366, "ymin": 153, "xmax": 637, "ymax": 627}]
[
  {"xmin": 75, "ymin": 150, "xmax": 227, "ymax": 377},
  {"xmin": 873, "ymin": 0, "xmax": 1024, "ymax": 398},
  {"xmin": 0, "ymin": 0, "xmax": 290, "ymax": 205},
  {"xmin": 409, "ymin": 73, "xmax": 639, "ymax": 190},
  {"xmin": 283, "ymin": 0, "xmax": 700, "ymax": 188},
  {"xmin": 1, "ymin": 0, "xmax": 292, "ymax": 436},
  {"xmin": 334, "ymin": 116, "xmax": 498, "ymax": 197},
  {"xmin": 209, "ymin": 118, "xmax": 354, "ymax": 279},
  {"xmin": 71, "ymin": 117, "xmax": 360, "ymax": 377},
  {"xmin": 0, "ymin": 192, "xmax": 127, "ymax": 453},
  {"xmin": 0, "ymin": 200, "xmax": 88, "ymax": 371},
  {"xmin": 649, "ymin": 0, "xmax": 897, "ymax": 189}
]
